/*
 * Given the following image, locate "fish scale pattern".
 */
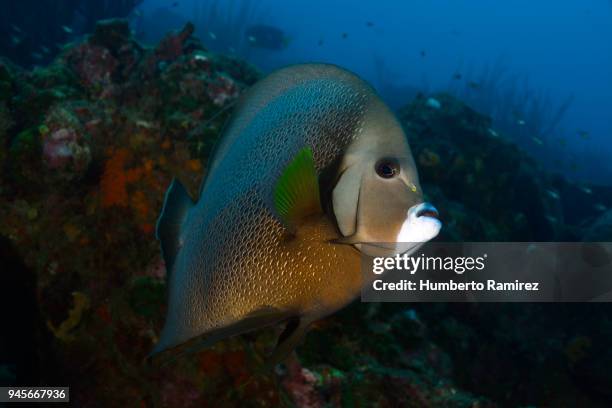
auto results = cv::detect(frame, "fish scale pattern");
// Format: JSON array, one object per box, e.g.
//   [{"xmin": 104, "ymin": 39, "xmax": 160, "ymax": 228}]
[{"xmin": 155, "ymin": 65, "xmax": 376, "ymax": 351}]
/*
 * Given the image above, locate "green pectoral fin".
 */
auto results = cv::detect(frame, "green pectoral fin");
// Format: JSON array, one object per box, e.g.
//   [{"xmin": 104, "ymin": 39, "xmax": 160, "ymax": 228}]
[{"xmin": 273, "ymin": 147, "xmax": 322, "ymax": 226}]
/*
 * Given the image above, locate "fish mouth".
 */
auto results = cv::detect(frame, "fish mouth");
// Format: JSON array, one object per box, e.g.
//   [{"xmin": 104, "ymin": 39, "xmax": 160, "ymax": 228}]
[
  {"xmin": 355, "ymin": 203, "xmax": 441, "ymax": 257},
  {"xmin": 415, "ymin": 204, "xmax": 440, "ymax": 221},
  {"xmin": 396, "ymin": 202, "xmax": 442, "ymax": 245}
]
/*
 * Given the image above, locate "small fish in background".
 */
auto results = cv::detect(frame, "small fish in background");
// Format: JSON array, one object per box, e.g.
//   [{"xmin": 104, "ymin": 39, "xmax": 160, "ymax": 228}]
[
  {"xmin": 426, "ymin": 97, "xmax": 441, "ymax": 110},
  {"xmin": 245, "ymin": 25, "xmax": 290, "ymax": 50},
  {"xmin": 580, "ymin": 186, "xmax": 593, "ymax": 195},
  {"xmin": 532, "ymin": 136, "xmax": 543, "ymax": 145},
  {"xmin": 171, "ymin": 1, "xmax": 179, "ymax": 7},
  {"xmin": 468, "ymin": 81, "xmax": 480, "ymax": 90},
  {"xmin": 342, "ymin": 32, "xmax": 348, "ymax": 39},
  {"xmin": 546, "ymin": 190, "xmax": 560, "ymax": 200},
  {"xmin": 317, "ymin": 38, "xmax": 324, "ymax": 46},
  {"xmin": 61, "ymin": 25, "xmax": 73, "ymax": 34},
  {"xmin": 420, "ymin": 49, "xmax": 426, "ymax": 58},
  {"xmin": 135, "ymin": 120, "xmax": 156, "ymax": 129},
  {"xmin": 517, "ymin": 119, "xmax": 526, "ymax": 126},
  {"xmin": 41, "ymin": 46, "xmax": 51, "ymax": 54},
  {"xmin": 453, "ymin": 73, "xmax": 462, "ymax": 80},
  {"xmin": 150, "ymin": 64, "xmax": 441, "ymax": 366},
  {"xmin": 577, "ymin": 130, "xmax": 589, "ymax": 139},
  {"xmin": 208, "ymin": 31, "xmax": 216, "ymax": 40},
  {"xmin": 487, "ymin": 128, "xmax": 499, "ymax": 138},
  {"xmin": 545, "ymin": 215, "xmax": 558, "ymax": 224},
  {"xmin": 594, "ymin": 203, "xmax": 607, "ymax": 212},
  {"xmin": 10, "ymin": 35, "xmax": 22, "ymax": 46},
  {"xmin": 11, "ymin": 24, "xmax": 22, "ymax": 33},
  {"xmin": 366, "ymin": 21, "xmax": 375, "ymax": 27}
]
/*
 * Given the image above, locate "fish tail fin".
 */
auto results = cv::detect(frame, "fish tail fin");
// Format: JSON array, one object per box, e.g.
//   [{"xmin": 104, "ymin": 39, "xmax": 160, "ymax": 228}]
[{"xmin": 156, "ymin": 178, "xmax": 194, "ymax": 276}]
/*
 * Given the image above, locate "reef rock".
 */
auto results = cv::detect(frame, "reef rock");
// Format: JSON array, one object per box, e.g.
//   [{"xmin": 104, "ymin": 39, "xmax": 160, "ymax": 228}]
[
  {"xmin": 583, "ymin": 209, "xmax": 612, "ymax": 241},
  {"xmin": 399, "ymin": 93, "xmax": 563, "ymax": 241}
]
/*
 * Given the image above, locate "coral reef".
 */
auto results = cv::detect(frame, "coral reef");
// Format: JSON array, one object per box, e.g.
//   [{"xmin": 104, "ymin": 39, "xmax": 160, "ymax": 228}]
[
  {"xmin": 1, "ymin": 19, "xmax": 611, "ymax": 407},
  {"xmin": 0, "ymin": 0, "xmax": 142, "ymax": 67},
  {"xmin": 399, "ymin": 93, "xmax": 612, "ymax": 242},
  {"xmin": 400, "ymin": 93, "xmax": 560, "ymax": 241},
  {"xmin": 0, "ymin": 20, "xmax": 263, "ymax": 406},
  {"xmin": 584, "ymin": 209, "xmax": 612, "ymax": 241}
]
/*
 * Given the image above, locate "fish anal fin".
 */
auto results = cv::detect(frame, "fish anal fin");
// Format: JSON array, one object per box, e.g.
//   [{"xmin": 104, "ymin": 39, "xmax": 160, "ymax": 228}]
[
  {"xmin": 239, "ymin": 306, "xmax": 289, "ymax": 325},
  {"xmin": 273, "ymin": 147, "xmax": 322, "ymax": 227},
  {"xmin": 211, "ymin": 305, "xmax": 292, "ymax": 348},
  {"xmin": 156, "ymin": 178, "xmax": 194, "ymax": 277},
  {"xmin": 149, "ymin": 306, "xmax": 291, "ymax": 365}
]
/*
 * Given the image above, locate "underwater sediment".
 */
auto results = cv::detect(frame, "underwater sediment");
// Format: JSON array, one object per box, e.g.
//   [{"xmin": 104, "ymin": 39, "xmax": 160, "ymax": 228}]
[{"xmin": 1, "ymin": 19, "xmax": 612, "ymax": 407}]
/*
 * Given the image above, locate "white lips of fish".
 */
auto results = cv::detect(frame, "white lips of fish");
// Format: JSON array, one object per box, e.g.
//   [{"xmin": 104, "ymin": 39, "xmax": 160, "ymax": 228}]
[{"xmin": 395, "ymin": 202, "xmax": 441, "ymax": 254}]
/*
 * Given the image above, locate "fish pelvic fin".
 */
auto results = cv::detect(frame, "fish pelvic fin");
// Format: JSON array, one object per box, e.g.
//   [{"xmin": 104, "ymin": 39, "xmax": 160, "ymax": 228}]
[
  {"xmin": 156, "ymin": 178, "xmax": 194, "ymax": 277},
  {"xmin": 264, "ymin": 317, "xmax": 310, "ymax": 370},
  {"xmin": 273, "ymin": 147, "xmax": 322, "ymax": 227}
]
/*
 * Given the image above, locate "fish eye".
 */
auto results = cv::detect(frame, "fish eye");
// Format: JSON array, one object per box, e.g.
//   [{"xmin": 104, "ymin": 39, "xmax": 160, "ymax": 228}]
[{"xmin": 375, "ymin": 158, "xmax": 400, "ymax": 179}]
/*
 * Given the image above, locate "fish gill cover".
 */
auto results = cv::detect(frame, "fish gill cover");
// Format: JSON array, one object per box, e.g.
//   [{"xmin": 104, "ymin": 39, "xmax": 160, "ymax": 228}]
[{"xmin": 0, "ymin": 2, "xmax": 611, "ymax": 407}]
